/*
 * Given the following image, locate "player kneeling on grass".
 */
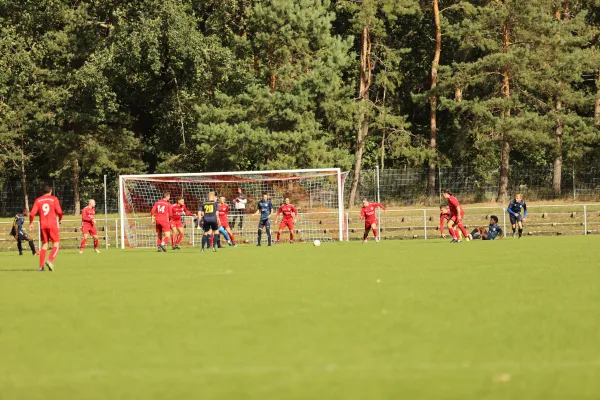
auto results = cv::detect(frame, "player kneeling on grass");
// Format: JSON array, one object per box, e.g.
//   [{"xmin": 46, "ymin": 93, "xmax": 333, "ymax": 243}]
[
  {"xmin": 216, "ymin": 196, "xmax": 235, "ymax": 248},
  {"xmin": 29, "ymin": 184, "xmax": 63, "ymax": 271},
  {"xmin": 11, "ymin": 208, "xmax": 37, "ymax": 256},
  {"xmin": 275, "ymin": 197, "xmax": 298, "ymax": 244},
  {"xmin": 79, "ymin": 199, "xmax": 100, "ymax": 254},
  {"xmin": 360, "ymin": 198, "xmax": 386, "ymax": 243},
  {"xmin": 470, "ymin": 215, "xmax": 504, "ymax": 240},
  {"xmin": 254, "ymin": 193, "xmax": 274, "ymax": 246},
  {"xmin": 507, "ymin": 193, "xmax": 527, "ymax": 239},
  {"xmin": 151, "ymin": 191, "xmax": 172, "ymax": 252},
  {"xmin": 171, "ymin": 196, "xmax": 191, "ymax": 250},
  {"xmin": 442, "ymin": 189, "xmax": 470, "ymax": 243},
  {"xmin": 199, "ymin": 192, "xmax": 220, "ymax": 252}
]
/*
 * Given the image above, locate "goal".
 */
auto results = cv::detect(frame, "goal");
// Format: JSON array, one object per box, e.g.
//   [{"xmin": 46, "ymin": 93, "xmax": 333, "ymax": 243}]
[{"xmin": 118, "ymin": 169, "xmax": 346, "ymax": 248}]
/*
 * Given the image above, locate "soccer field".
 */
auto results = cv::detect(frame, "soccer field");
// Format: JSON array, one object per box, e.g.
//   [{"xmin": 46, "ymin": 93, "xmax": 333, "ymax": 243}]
[{"xmin": 1, "ymin": 236, "xmax": 599, "ymax": 399}]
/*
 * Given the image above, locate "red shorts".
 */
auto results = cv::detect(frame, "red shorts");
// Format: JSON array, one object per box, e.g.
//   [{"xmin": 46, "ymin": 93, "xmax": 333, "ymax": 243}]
[
  {"xmin": 364, "ymin": 219, "xmax": 378, "ymax": 230},
  {"xmin": 155, "ymin": 221, "xmax": 170, "ymax": 234},
  {"xmin": 170, "ymin": 221, "xmax": 184, "ymax": 229},
  {"xmin": 82, "ymin": 223, "xmax": 97, "ymax": 236},
  {"xmin": 41, "ymin": 227, "xmax": 60, "ymax": 243},
  {"xmin": 220, "ymin": 221, "xmax": 230, "ymax": 230},
  {"xmin": 279, "ymin": 220, "xmax": 294, "ymax": 231},
  {"xmin": 449, "ymin": 213, "xmax": 464, "ymax": 224}
]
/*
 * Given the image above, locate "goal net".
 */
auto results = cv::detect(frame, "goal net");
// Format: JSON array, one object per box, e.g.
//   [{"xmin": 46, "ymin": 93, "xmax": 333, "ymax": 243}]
[{"xmin": 118, "ymin": 169, "xmax": 346, "ymax": 248}]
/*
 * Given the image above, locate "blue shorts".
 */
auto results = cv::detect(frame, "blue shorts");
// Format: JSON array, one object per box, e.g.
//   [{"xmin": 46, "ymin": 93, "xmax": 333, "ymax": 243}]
[
  {"xmin": 258, "ymin": 219, "xmax": 271, "ymax": 229},
  {"xmin": 509, "ymin": 214, "xmax": 522, "ymax": 225}
]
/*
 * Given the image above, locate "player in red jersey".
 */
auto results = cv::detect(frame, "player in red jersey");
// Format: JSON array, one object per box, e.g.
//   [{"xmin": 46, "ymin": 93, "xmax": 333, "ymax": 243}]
[
  {"xmin": 170, "ymin": 196, "xmax": 190, "ymax": 250},
  {"xmin": 442, "ymin": 188, "xmax": 470, "ymax": 242},
  {"xmin": 29, "ymin": 184, "xmax": 63, "ymax": 271},
  {"xmin": 79, "ymin": 199, "xmax": 101, "ymax": 254},
  {"xmin": 439, "ymin": 205, "xmax": 451, "ymax": 238},
  {"xmin": 217, "ymin": 196, "xmax": 236, "ymax": 247},
  {"xmin": 151, "ymin": 191, "xmax": 172, "ymax": 252},
  {"xmin": 275, "ymin": 197, "xmax": 298, "ymax": 244},
  {"xmin": 360, "ymin": 198, "xmax": 386, "ymax": 243}
]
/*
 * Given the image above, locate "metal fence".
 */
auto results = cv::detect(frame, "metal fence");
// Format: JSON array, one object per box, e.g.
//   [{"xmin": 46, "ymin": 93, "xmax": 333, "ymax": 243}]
[{"xmin": 2, "ymin": 165, "xmax": 600, "ymax": 217}]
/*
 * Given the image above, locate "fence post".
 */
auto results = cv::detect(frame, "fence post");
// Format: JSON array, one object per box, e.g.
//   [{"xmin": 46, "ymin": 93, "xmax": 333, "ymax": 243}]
[
  {"xmin": 191, "ymin": 217, "xmax": 195, "ymax": 247},
  {"xmin": 584, "ymin": 204, "xmax": 587, "ymax": 235},
  {"xmin": 115, "ymin": 219, "xmax": 118, "ymax": 248},
  {"xmin": 424, "ymin": 209, "xmax": 428, "ymax": 240},
  {"xmin": 376, "ymin": 166, "xmax": 381, "ymax": 240},
  {"xmin": 502, "ymin": 207, "xmax": 507, "ymax": 236},
  {"xmin": 104, "ymin": 175, "xmax": 108, "ymax": 249},
  {"xmin": 438, "ymin": 167, "xmax": 442, "ymax": 204},
  {"xmin": 37, "ymin": 221, "xmax": 41, "ymax": 250},
  {"xmin": 346, "ymin": 212, "xmax": 350, "ymax": 242},
  {"xmin": 573, "ymin": 167, "xmax": 576, "ymax": 199}
]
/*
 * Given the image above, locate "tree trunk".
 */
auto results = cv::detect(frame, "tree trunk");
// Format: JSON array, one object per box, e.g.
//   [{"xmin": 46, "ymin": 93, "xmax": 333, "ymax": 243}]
[
  {"xmin": 348, "ymin": 25, "xmax": 372, "ymax": 207},
  {"xmin": 73, "ymin": 158, "xmax": 81, "ymax": 216},
  {"xmin": 19, "ymin": 140, "xmax": 29, "ymax": 211},
  {"xmin": 553, "ymin": 100, "xmax": 563, "ymax": 198},
  {"xmin": 497, "ymin": 21, "xmax": 511, "ymax": 202},
  {"xmin": 594, "ymin": 72, "xmax": 600, "ymax": 125},
  {"xmin": 427, "ymin": 0, "xmax": 442, "ymax": 199}
]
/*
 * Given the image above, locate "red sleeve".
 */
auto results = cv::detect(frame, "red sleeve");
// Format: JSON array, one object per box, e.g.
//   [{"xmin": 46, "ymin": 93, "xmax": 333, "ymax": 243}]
[
  {"xmin": 277, "ymin": 206, "xmax": 283, "ymax": 217},
  {"xmin": 375, "ymin": 203, "xmax": 386, "ymax": 211},
  {"xmin": 30, "ymin": 201, "xmax": 38, "ymax": 223},
  {"xmin": 439, "ymin": 214, "xmax": 445, "ymax": 234},
  {"xmin": 449, "ymin": 197, "xmax": 460, "ymax": 208},
  {"xmin": 169, "ymin": 203, "xmax": 174, "ymax": 218},
  {"xmin": 151, "ymin": 203, "xmax": 157, "ymax": 216},
  {"xmin": 183, "ymin": 205, "xmax": 190, "ymax": 215},
  {"xmin": 292, "ymin": 206, "xmax": 298, "ymax": 215},
  {"xmin": 55, "ymin": 197, "xmax": 63, "ymax": 220},
  {"xmin": 360, "ymin": 207, "xmax": 365, "ymax": 220}
]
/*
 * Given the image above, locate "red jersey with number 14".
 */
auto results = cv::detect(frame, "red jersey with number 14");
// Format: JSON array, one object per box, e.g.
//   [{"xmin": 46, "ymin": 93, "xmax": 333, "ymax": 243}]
[
  {"xmin": 151, "ymin": 200, "xmax": 172, "ymax": 223},
  {"xmin": 30, "ymin": 194, "xmax": 63, "ymax": 229},
  {"xmin": 361, "ymin": 202, "xmax": 385, "ymax": 224},
  {"xmin": 171, "ymin": 204, "xmax": 190, "ymax": 222},
  {"xmin": 277, "ymin": 204, "xmax": 298, "ymax": 222},
  {"xmin": 218, "ymin": 203, "xmax": 230, "ymax": 224}
]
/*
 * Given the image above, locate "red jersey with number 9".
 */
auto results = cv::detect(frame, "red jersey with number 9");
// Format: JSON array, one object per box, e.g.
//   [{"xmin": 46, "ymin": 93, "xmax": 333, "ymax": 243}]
[
  {"xmin": 151, "ymin": 200, "xmax": 172, "ymax": 223},
  {"xmin": 30, "ymin": 194, "xmax": 63, "ymax": 229}
]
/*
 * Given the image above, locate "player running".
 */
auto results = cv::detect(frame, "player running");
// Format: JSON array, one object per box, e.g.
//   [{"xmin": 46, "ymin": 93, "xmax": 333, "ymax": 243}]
[
  {"xmin": 275, "ymin": 197, "xmax": 298, "ymax": 244},
  {"xmin": 151, "ymin": 191, "xmax": 172, "ymax": 252},
  {"xmin": 171, "ymin": 196, "xmax": 191, "ymax": 250},
  {"xmin": 439, "ymin": 205, "xmax": 451, "ymax": 239},
  {"xmin": 507, "ymin": 193, "xmax": 527, "ymax": 238},
  {"xmin": 254, "ymin": 193, "xmax": 274, "ymax": 246},
  {"xmin": 442, "ymin": 189, "xmax": 470, "ymax": 243},
  {"xmin": 79, "ymin": 199, "xmax": 101, "ymax": 254},
  {"xmin": 29, "ymin": 184, "xmax": 63, "ymax": 271},
  {"xmin": 360, "ymin": 198, "xmax": 386, "ymax": 243},
  {"xmin": 11, "ymin": 208, "xmax": 37, "ymax": 256},
  {"xmin": 199, "ymin": 192, "xmax": 220, "ymax": 252},
  {"xmin": 217, "ymin": 196, "xmax": 235, "ymax": 247}
]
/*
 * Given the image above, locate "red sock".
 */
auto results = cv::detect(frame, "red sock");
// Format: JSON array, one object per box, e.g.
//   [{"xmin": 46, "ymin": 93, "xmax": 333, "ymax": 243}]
[
  {"xmin": 157, "ymin": 237, "xmax": 162, "ymax": 246},
  {"xmin": 277, "ymin": 232, "xmax": 281, "ymax": 241},
  {"xmin": 372, "ymin": 228, "xmax": 378, "ymax": 238},
  {"xmin": 450, "ymin": 228, "xmax": 458, "ymax": 239},
  {"xmin": 171, "ymin": 235, "xmax": 175, "ymax": 246},
  {"xmin": 80, "ymin": 238, "xmax": 87, "ymax": 251},
  {"xmin": 229, "ymin": 233, "xmax": 235, "ymax": 244},
  {"xmin": 457, "ymin": 223, "xmax": 468, "ymax": 237},
  {"xmin": 209, "ymin": 235, "xmax": 214, "ymax": 247},
  {"xmin": 176, "ymin": 234, "xmax": 183, "ymax": 245},
  {"xmin": 363, "ymin": 232, "xmax": 368, "ymax": 240},
  {"xmin": 39, "ymin": 249, "xmax": 47, "ymax": 267},
  {"xmin": 290, "ymin": 232, "xmax": 294, "ymax": 241},
  {"xmin": 94, "ymin": 239, "xmax": 99, "ymax": 249},
  {"xmin": 49, "ymin": 247, "xmax": 59, "ymax": 262}
]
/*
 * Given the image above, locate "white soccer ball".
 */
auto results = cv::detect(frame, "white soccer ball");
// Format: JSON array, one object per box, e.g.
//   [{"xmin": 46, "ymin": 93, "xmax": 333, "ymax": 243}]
[{"xmin": 313, "ymin": 240, "xmax": 321, "ymax": 247}]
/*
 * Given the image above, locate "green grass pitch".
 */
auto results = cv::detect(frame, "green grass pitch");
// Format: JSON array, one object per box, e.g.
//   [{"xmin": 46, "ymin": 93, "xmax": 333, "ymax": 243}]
[{"xmin": 1, "ymin": 236, "xmax": 599, "ymax": 399}]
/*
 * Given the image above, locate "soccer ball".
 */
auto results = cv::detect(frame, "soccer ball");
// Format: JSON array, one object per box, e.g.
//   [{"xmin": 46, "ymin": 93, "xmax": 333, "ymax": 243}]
[{"xmin": 313, "ymin": 240, "xmax": 321, "ymax": 247}]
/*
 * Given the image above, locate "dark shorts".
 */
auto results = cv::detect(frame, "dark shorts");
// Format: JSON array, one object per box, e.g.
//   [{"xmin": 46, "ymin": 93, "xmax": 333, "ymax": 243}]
[
  {"xmin": 203, "ymin": 219, "xmax": 218, "ymax": 232},
  {"xmin": 509, "ymin": 214, "xmax": 522, "ymax": 225},
  {"xmin": 17, "ymin": 229, "xmax": 29, "ymax": 241},
  {"xmin": 258, "ymin": 219, "xmax": 271, "ymax": 229},
  {"xmin": 482, "ymin": 232, "xmax": 498, "ymax": 241}
]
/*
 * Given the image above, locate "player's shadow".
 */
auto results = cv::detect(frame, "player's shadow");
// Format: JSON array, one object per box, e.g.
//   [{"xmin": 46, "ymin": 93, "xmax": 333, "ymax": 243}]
[{"xmin": 0, "ymin": 269, "xmax": 40, "ymax": 273}]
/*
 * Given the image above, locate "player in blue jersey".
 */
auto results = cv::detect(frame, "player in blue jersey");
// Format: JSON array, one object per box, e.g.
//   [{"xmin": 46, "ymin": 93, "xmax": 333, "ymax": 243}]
[
  {"xmin": 254, "ymin": 193, "xmax": 274, "ymax": 246},
  {"xmin": 198, "ymin": 191, "xmax": 220, "ymax": 252},
  {"xmin": 507, "ymin": 193, "xmax": 527, "ymax": 238},
  {"xmin": 470, "ymin": 215, "xmax": 504, "ymax": 240},
  {"xmin": 10, "ymin": 208, "xmax": 37, "ymax": 256}
]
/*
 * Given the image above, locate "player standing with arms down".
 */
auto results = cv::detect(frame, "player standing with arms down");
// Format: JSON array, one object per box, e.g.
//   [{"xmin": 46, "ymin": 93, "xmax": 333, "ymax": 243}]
[
  {"xmin": 79, "ymin": 199, "xmax": 101, "ymax": 254},
  {"xmin": 360, "ymin": 198, "xmax": 386, "ymax": 243},
  {"xmin": 11, "ymin": 208, "xmax": 37, "ymax": 256},
  {"xmin": 151, "ymin": 191, "xmax": 172, "ymax": 252},
  {"xmin": 217, "ymin": 196, "xmax": 235, "ymax": 247},
  {"xmin": 254, "ymin": 193, "xmax": 274, "ymax": 246},
  {"xmin": 442, "ymin": 189, "xmax": 470, "ymax": 242},
  {"xmin": 275, "ymin": 197, "xmax": 298, "ymax": 244},
  {"xmin": 199, "ymin": 192, "xmax": 220, "ymax": 252},
  {"xmin": 507, "ymin": 193, "xmax": 527, "ymax": 238},
  {"xmin": 29, "ymin": 184, "xmax": 63, "ymax": 271},
  {"xmin": 170, "ymin": 196, "xmax": 191, "ymax": 250}
]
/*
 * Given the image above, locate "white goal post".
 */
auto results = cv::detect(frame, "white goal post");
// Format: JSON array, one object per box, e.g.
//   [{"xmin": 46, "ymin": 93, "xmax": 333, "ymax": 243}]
[{"xmin": 118, "ymin": 169, "xmax": 346, "ymax": 248}]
